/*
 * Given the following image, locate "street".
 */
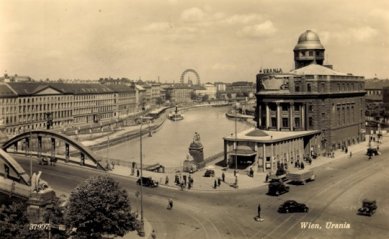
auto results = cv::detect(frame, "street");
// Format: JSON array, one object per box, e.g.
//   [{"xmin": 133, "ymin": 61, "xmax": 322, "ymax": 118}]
[{"xmin": 15, "ymin": 141, "xmax": 389, "ymax": 239}]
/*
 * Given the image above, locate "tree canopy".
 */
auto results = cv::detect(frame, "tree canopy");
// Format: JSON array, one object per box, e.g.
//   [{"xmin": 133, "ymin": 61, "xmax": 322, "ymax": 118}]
[{"xmin": 65, "ymin": 175, "xmax": 138, "ymax": 238}]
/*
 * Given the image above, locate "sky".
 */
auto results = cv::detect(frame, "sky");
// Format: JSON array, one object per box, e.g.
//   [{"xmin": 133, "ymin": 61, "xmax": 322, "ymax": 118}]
[{"xmin": 1, "ymin": 0, "xmax": 389, "ymax": 83}]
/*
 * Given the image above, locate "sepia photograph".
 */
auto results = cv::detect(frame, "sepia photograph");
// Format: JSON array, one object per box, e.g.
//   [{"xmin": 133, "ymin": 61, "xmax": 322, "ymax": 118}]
[{"xmin": 0, "ymin": 0, "xmax": 388, "ymax": 238}]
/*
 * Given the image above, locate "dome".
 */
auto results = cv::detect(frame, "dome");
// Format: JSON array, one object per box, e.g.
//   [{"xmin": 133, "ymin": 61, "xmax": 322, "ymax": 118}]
[{"xmin": 294, "ymin": 30, "xmax": 324, "ymax": 50}]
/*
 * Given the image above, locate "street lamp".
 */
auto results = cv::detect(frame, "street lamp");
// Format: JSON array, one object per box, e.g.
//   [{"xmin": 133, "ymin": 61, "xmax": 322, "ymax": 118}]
[
  {"xmin": 138, "ymin": 119, "xmax": 146, "ymax": 237},
  {"xmin": 28, "ymin": 125, "xmax": 32, "ymax": 192},
  {"xmin": 234, "ymin": 102, "xmax": 239, "ymax": 188}
]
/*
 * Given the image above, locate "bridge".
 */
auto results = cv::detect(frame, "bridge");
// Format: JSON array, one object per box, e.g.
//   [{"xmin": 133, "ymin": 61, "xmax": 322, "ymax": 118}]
[
  {"xmin": 2, "ymin": 130, "xmax": 106, "ymax": 170},
  {"xmin": 0, "ymin": 130, "xmax": 106, "ymax": 198}
]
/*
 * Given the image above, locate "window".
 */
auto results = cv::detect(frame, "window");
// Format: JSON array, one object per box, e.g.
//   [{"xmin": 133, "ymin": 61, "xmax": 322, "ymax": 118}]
[
  {"xmin": 320, "ymin": 83, "xmax": 325, "ymax": 92},
  {"xmin": 294, "ymin": 117, "xmax": 300, "ymax": 128},
  {"xmin": 309, "ymin": 51, "xmax": 313, "ymax": 56},
  {"xmin": 307, "ymin": 83, "xmax": 311, "ymax": 92},
  {"xmin": 294, "ymin": 105, "xmax": 299, "ymax": 111},
  {"xmin": 282, "ymin": 104, "xmax": 288, "ymax": 111},
  {"xmin": 271, "ymin": 117, "xmax": 277, "ymax": 127},
  {"xmin": 308, "ymin": 105, "xmax": 313, "ymax": 112},
  {"xmin": 295, "ymin": 85, "xmax": 300, "ymax": 92},
  {"xmin": 308, "ymin": 117, "xmax": 313, "ymax": 127},
  {"xmin": 282, "ymin": 118, "xmax": 289, "ymax": 128}
]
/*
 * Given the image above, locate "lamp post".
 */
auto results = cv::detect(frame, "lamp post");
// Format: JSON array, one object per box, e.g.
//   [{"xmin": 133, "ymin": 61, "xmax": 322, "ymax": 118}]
[
  {"xmin": 138, "ymin": 119, "xmax": 145, "ymax": 237},
  {"xmin": 234, "ymin": 102, "xmax": 239, "ymax": 188},
  {"xmin": 29, "ymin": 128, "xmax": 32, "ymax": 190},
  {"xmin": 106, "ymin": 136, "xmax": 110, "ymax": 170}
]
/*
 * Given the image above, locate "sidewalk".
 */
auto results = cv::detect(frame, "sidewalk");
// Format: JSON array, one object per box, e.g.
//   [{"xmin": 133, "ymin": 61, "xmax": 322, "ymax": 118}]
[{"xmin": 108, "ymin": 133, "xmax": 388, "ymax": 193}]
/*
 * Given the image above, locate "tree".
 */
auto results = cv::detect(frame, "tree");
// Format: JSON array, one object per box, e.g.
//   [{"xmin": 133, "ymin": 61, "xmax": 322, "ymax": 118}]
[
  {"xmin": 65, "ymin": 176, "xmax": 138, "ymax": 238},
  {"xmin": 0, "ymin": 201, "xmax": 29, "ymax": 238}
]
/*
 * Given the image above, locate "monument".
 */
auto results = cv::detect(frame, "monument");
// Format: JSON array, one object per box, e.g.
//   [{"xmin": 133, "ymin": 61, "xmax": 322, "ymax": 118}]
[{"xmin": 183, "ymin": 132, "xmax": 205, "ymax": 172}]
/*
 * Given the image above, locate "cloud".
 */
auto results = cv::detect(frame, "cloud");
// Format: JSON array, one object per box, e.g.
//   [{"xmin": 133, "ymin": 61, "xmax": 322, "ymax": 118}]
[
  {"xmin": 237, "ymin": 20, "xmax": 277, "ymax": 39},
  {"xmin": 332, "ymin": 26, "xmax": 378, "ymax": 43},
  {"xmin": 181, "ymin": 7, "xmax": 205, "ymax": 22},
  {"xmin": 211, "ymin": 63, "xmax": 236, "ymax": 71},
  {"xmin": 223, "ymin": 14, "xmax": 263, "ymax": 25},
  {"xmin": 349, "ymin": 26, "xmax": 378, "ymax": 42},
  {"xmin": 142, "ymin": 22, "xmax": 172, "ymax": 32}
]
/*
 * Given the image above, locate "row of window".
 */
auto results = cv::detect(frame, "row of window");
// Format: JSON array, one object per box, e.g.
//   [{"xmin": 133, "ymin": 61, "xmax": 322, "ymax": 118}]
[{"xmin": 294, "ymin": 82, "xmax": 363, "ymax": 93}]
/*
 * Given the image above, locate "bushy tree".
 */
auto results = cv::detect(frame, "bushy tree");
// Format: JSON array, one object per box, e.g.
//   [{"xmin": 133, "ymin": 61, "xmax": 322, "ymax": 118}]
[
  {"xmin": 0, "ymin": 201, "xmax": 29, "ymax": 238},
  {"xmin": 65, "ymin": 175, "xmax": 138, "ymax": 239}
]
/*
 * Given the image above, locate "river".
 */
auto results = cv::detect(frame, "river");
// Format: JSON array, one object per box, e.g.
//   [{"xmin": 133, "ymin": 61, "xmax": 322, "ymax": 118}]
[{"xmin": 100, "ymin": 106, "xmax": 252, "ymax": 168}]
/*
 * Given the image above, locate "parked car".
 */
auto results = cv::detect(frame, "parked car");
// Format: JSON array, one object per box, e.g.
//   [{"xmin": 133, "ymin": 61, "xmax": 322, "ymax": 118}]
[
  {"xmin": 268, "ymin": 181, "xmax": 289, "ymax": 196},
  {"xmin": 136, "ymin": 177, "xmax": 159, "ymax": 187},
  {"xmin": 278, "ymin": 200, "xmax": 309, "ymax": 213},
  {"xmin": 358, "ymin": 199, "xmax": 377, "ymax": 216},
  {"xmin": 204, "ymin": 169, "xmax": 215, "ymax": 177}
]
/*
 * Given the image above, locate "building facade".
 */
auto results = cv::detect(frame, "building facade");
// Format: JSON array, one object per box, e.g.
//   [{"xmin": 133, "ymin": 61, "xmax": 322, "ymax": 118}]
[
  {"xmin": 223, "ymin": 30, "xmax": 366, "ymax": 173},
  {"xmin": 0, "ymin": 81, "xmax": 139, "ymax": 135}
]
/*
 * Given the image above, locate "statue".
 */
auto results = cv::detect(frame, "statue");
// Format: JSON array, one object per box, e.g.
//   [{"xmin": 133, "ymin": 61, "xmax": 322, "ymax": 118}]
[
  {"xmin": 193, "ymin": 132, "xmax": 201, "ymax": 143},
  {"xmin": 30, "ymin": 171, "xmax": 49, "ymax": 192}
]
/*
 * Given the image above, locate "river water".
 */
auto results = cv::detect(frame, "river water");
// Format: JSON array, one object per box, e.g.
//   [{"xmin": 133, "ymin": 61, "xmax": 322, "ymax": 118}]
[{"xmin": 103, "ymin": 106, "xmax": 252, "ymax": 168}]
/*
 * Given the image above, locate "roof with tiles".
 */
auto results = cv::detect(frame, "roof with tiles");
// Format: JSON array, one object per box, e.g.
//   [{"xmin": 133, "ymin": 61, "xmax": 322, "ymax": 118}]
[
  {"xmin": 6, "ymin": 82, "xmax": 115, "ymax": 96},
  {"xmin": 290, "ymin": 64, "xmax": 348, "ymax": 76},
  {"xmin": 0, "ymin": 84, "xmax": 17, "ymax": 97},
  {"xmin": 6, "ymin": 82, "xmax": 54, "ymax": 96},
  {"xmin": 104, "ymin": 84, "xmax": 136, "ymax": 93}
]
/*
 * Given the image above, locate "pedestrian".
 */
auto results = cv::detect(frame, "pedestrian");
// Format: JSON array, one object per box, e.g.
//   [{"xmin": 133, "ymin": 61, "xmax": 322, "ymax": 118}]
[
  {"xmin": 222, "ymin": 172, "xmax": 225, "ymax": 182},
  {"xmin": 301, "ymin": 162, "xmax": 305, "ymax": 170},
  {"xmin": 250, "ymin": 167, "xmax": 254, "ymax": 177},
  {"xmin": 345, "ymin": 148, "xmax": 348, "ymax": 154},
  {"xmin": 257, "ymin": 202, "xmax": 261, "ymax": 218},
  {"xmin": 188, "ymin": 182, "xmax": 192, "ymax": 190},
  {"xmin": 214, "ymin": 179, "xmax": 217, "ymax": 189},
  {"xmin": 151, "ymin": 229, "xmax": 156, "ymax": 239},
  {"xmin": 183, "ymin": 175, "xmax": 187, "ymax": 186},
  {"xmin": 168, "ymin": 198, "xmax": 173, "ymax": 209},
  {"xmin": 349, "ymin": 151, "xmax": 352, "ymax": 158},
  {"xmin": 217, "ymin": 177, "xmax": 221, "ymax": 186},
  {"xmin": 136, "ymin": 169, "xmax": 140, "ymax": 177},
  {"xmin": 165, "ymin": 175, "xmax": 169, "ymax": 185},
  {"xmin": 265, "ymin": 173, "xmax": 269, "ymax": 183},
  {"xmin": 180, "ymin": 182, "xmax": 184, "ymax": 191}
]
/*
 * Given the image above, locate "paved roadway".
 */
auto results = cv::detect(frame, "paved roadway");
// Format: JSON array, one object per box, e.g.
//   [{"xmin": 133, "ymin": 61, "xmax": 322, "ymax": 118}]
[{"xmin": 15, "ymin": 145, "xmax": 389, "ymax": 239}]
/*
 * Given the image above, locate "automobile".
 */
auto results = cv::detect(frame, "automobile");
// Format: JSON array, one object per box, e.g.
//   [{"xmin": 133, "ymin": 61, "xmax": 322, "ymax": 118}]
[
  {"xmin": 358, "ymin": 199, "xmax": 377, "ymax": 216},
  {"xmin": 278, "ymin": 200, "xmax": 309, "ymax": 213},
  {"xmin": 268, "ymin": 181, "xmax": 289, "ymax": 196},
  {"xmin": 204, "ymin": 169, "xmax": 215, "ymax": 177},
  {"xmin": 268, "ymin": 174, "xmax": 288, "ymax": 183},
  {"xmin": 136, "ymin": 177, "xmax": 159, "ymax": 187},
  {"xmin": 366, "ymin": 148, "xmax": 379, "ymax": 156}
]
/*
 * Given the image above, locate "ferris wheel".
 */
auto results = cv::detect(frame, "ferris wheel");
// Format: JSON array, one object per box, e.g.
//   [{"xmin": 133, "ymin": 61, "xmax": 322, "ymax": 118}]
[{"xmin": 180, "ymin": 69, "xmax": 200, "ymax": 85}]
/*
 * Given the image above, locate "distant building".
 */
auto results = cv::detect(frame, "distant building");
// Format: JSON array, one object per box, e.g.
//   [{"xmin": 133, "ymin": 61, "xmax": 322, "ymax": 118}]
[
  {"xmin": 226, "ymin": 81, "xmax": 255, "ymax": 99},
  {"xmin": 166, "ymin": 84, "xmax": 193, "ymax": 104}
]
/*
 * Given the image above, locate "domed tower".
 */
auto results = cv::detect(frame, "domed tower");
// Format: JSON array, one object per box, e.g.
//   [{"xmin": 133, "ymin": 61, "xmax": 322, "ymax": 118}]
[{"xmin": 294, "ymin": 30, "xmax": 325, "ymax": 69}]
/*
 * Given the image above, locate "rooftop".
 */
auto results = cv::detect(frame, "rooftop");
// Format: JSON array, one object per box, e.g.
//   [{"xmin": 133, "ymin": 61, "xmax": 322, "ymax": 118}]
[{"xmin": 224, "ymin": 128, "xmax": 320, "ymax": 143}]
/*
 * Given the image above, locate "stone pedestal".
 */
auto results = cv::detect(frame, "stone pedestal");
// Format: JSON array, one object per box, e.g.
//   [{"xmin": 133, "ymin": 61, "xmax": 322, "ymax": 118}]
[
  {"xmin": 26, "ymin": 189, "xmax": 56, "ymax": 223},
  {"xmin": 188, "ymin": 141, "xmax": 205, "ymax": 169}
]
